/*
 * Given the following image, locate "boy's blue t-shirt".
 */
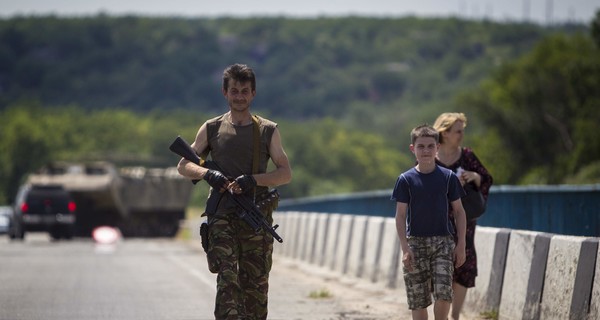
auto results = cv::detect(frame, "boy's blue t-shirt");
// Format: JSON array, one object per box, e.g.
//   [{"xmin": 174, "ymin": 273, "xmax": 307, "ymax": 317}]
[{"xmin": 391, "ymin": 165, "xmax": 464, "ymax": 237}]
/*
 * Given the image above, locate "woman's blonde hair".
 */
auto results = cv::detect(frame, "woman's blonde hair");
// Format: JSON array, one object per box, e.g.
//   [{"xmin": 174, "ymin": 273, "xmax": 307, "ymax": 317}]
[{"xmin": 432, "ymin": 112, "xmax": 467, "ymax": 143}]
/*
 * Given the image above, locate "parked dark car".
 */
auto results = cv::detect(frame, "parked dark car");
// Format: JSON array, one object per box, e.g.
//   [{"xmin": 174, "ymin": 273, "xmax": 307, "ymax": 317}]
[{"xmin": 10, "ymin": 184, "xmax": 77, "ymax": 240}]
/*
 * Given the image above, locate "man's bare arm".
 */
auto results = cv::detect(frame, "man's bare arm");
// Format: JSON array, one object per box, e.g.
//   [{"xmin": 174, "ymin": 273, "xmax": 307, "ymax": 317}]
[
  {"xmin": 253, "ymin": 127, "xmax": 292, "ymax": 187},
  {"xmin": 176, "ymin": 122, "xmax": 211, "ymax": 180}
]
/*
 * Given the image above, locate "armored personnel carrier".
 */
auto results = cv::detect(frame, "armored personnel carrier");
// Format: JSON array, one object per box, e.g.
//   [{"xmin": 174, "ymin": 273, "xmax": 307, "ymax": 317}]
[{"xmin": 26, "ymin": 161, "xmax": 193, "ymax": 237}]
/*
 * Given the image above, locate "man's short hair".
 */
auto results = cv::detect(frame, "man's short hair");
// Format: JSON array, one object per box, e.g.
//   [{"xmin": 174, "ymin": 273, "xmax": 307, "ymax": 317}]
[{"xmin": 223, "ymin": 63, "xmax": 256, "ymax": 91}]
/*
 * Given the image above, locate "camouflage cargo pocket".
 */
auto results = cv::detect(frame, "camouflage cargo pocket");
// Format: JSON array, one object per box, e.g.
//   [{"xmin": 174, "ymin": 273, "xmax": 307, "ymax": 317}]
[{"xmin": 206, "ymin": 217, "xmax": 234, "ymax": 274}]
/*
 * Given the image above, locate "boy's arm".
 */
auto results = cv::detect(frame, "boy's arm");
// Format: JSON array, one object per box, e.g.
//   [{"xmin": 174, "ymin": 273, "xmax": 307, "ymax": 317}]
[
  {"xmin": 451, "ymin": 199, "xmax": 467, "ymax": 268},
  {"xmin": 395, "ymin": 202, "xmax": 414, "ymax": 272}
]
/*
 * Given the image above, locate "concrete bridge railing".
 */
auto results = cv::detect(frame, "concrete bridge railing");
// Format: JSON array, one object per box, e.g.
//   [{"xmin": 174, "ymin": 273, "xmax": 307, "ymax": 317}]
[{"xmin": 272, "ymin": 211, "xmax": 600, "ymax": 320}]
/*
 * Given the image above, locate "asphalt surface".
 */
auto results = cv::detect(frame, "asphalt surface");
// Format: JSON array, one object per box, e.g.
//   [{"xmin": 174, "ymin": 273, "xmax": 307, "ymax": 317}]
[{"xmin": 0, "ymin": 233, "xmax": 430, "ymax": 320}]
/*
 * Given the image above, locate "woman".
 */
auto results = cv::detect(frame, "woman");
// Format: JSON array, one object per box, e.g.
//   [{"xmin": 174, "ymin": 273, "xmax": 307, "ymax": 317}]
[{"xmin": 433, "ymin": 112, "xmax": 493, "ymax": 320}]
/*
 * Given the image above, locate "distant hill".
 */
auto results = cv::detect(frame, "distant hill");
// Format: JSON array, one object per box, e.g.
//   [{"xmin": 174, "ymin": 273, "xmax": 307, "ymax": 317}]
[{"xmin": 0, "ymin": 15, "xmax": 586, "ymax": 124}]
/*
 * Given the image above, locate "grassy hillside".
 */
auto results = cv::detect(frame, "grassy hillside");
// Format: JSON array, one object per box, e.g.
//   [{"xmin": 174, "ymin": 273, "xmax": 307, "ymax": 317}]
[{"xmin": 0, "ymin": 16, "xmax": 585, "ymax": 123}]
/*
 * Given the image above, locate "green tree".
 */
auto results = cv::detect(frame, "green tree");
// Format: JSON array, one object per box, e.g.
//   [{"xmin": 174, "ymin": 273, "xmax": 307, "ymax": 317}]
[
  {"xmin": 0, "ymin": 106, "xmax": 53, "ymax": 203},
  {"xmin": 592, "ymin": 10, "xmax": 600, "ymax": 47},
  {"xmin": 279, "ymin": 119, "xmax": 412, "ymax": 197},
  {"xmin": 0, "ymin": 106, "xmax": 204, "ymax": 203},
  {"xmin": 456, "ymin": 32, "xmax": 600, "ymax": 184}
]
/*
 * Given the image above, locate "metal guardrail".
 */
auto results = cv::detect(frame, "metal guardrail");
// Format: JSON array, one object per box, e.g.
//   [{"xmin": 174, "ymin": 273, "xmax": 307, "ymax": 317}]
[{"xmin": 278, "ymin": 184, "xmax": 600, "ymax": 236}]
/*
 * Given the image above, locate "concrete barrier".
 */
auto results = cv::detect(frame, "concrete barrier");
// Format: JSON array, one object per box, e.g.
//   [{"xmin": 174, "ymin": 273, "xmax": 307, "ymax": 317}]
[
  {"xmin": 295, "ymin": 212, "xmax": 311, "ymax": 260},
  {"xmin": 322, "ymin": 214, "xmax": 342, "ymax": 270},
  {"xmin": 540, "ymin": 235, "xmax": 598, "ymax": 319},
  {"xmin": 465, "ymin": 227, "xmax": 510, "ymax": 314},
  {"xmin": 271, "ymin": 211, "xmax": 600, "ymax": 319},
  {"xmin": 334, "ymin": 215, "xmax": 354, "ymax": 274},
  {"xmin": 346, "ymin": 215, "xmax": 368, "ymax": 277},
  {"xmin": 283, "ymin": 212, "xmax": 301, "ymax": 258},
  {"xmin": 311, "ymin": 213, "xmax": 329, "ymax": 265},
  {"xmin": 499, "ymin": 230, "xmax": 551, "ymax": 320},
  {"xmin": 361, "ymin": 216, "xmax": 385, "ymax": 282},
  {"xmin": 377, "ymin": 218, "xmax": 401, "ymax": 289},
  {"xmin": 303, "ymin": 213, "xmax": 320, "ymax": 262},
  {"xmin": 591, "ymin": 245, "xmax": 600, "ymax": 320},
  {"xmin": 273, "ymin": 211, "xmax": 292, "ymax": 256},
  {"xmin": 297, "ymin": 212, "xmax": 311, "ymax": 260}
]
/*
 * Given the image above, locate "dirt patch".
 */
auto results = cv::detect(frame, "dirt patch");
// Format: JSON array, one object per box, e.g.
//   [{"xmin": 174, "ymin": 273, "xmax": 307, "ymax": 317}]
[{"xmin": 269, "ymin": 258, "xmax": 409, "ymax": 320}]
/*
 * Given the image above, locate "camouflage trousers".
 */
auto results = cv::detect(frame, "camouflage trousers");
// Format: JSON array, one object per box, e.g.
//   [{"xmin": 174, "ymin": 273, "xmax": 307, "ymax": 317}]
[
  {"xmin": 207, "ymin": 208, "xmax": 274, "ymax": 320},
  {"xmin": 402, "ymin": 235, "xmax": 455, "ymax": 310}
]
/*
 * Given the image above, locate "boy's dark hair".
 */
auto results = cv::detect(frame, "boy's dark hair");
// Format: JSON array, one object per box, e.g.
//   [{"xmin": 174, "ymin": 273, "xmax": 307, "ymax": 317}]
[
  {"xmin": 223, "ymin": 63, "xmax": 256, "ymax": 91},
  {"xmin": 410, "ymin": 124, "xmax": 439, "ymax": 144}
]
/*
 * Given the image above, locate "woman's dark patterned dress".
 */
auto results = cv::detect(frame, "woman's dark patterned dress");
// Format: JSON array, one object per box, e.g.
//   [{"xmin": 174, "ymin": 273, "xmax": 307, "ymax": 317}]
[{"xmin": 436, "ymin": 147, "xmax": 493, "ymax": 288}]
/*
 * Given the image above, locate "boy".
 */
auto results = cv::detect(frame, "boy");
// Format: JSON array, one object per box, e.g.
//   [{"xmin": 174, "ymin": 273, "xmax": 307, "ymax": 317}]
[{"xmin": 391, "ymin": 124, "xmax": 466, "ymax": 320}]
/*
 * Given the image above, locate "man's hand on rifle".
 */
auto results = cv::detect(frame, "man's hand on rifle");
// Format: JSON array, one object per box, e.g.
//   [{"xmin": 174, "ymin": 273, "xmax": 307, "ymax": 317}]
[
  {"xmin": 203, "ymin": 170, "xmax": 229, "ymax": 193},
  {"xmin": 231, "ymin": 175, "xmax": 257, "ymax": 194}
]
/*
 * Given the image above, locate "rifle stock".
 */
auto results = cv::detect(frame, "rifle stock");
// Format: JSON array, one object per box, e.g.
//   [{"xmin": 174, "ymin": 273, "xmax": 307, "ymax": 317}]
[
  {"xmin": 169, "ymin": 136, "xmax": 201, "ymax": 164},
  {"xmin": 169, "ymin": 136, "xmax": 283, "ymax": 243}
]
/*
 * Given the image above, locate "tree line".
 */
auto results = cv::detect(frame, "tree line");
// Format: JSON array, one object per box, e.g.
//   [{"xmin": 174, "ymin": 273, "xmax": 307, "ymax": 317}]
[
  {"xmin": 0, "ymin": 106, "xmax": 412, "ymax": 205},
  {"xmin": 0, "ymin": 16, "xmax": 584, "ymax": 124}
]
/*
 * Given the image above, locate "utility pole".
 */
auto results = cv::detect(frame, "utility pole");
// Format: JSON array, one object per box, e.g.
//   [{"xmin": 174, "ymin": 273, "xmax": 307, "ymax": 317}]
[
  {"xmin": 523, "ymin": 0, "xmax": 531, "ymax": 22},
  {"xmin": 545, "ymin": 0, "xmax": 553, "ymax": 25},
  {"xmin": 458, "ymin": 0, "xmax": 467, "ymax": 19},
  {"xmin": 485, "ymin": 3, "xmax": 494, "ymax": 20},
  {"xmin": 568, "ymin": 6, "xmax": 576, "ymax": 23}
]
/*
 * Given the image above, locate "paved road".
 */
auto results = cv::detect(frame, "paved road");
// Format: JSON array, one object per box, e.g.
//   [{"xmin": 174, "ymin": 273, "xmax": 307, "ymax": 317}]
[
  {"xmin": 0, "ymin": 233, "xmax": 416, "ymax": 320},
  {"xmin": 0, "ymin": 234, "xmax": 216, "ymax": 320}
]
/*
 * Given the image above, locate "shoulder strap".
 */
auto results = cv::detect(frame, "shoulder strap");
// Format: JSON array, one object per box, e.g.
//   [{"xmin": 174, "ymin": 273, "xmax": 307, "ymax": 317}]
[
  {"xmin": 251, "ymin": 115, "xmax": 261, "ymax": 200},
  {"xmin": 251, "ymin": 115, "xmax": 260, "ymax": 174}
]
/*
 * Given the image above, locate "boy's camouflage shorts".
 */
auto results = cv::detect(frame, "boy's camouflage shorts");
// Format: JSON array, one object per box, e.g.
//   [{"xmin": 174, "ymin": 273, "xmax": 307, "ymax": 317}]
[{"xmin": 402, "ymin": 235, "xmax": 455, "ymax": 310}]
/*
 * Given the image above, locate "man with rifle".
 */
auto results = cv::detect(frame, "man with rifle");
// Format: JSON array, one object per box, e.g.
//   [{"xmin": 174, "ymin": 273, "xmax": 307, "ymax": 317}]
[{"xmin": 175, "ymin": 63, "xmax": 292, "ymax": 320}]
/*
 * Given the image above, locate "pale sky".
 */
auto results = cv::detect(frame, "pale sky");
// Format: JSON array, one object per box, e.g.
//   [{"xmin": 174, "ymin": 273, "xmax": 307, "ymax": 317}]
[{"xmin": 0, "ymin": 0, "xmax": 598, "ymax": 25}]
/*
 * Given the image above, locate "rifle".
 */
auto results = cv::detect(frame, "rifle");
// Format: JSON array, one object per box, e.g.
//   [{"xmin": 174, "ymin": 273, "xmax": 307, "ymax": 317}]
[{"xmin": 169, "ymin": 136, "xmax": 283, "ymax": 243}]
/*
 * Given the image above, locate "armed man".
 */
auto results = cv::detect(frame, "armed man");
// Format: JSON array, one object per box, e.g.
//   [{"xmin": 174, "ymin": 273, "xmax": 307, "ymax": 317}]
[{"xmin": 176, "ymin": 63, "xmax": 292, "ymax": 320}]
